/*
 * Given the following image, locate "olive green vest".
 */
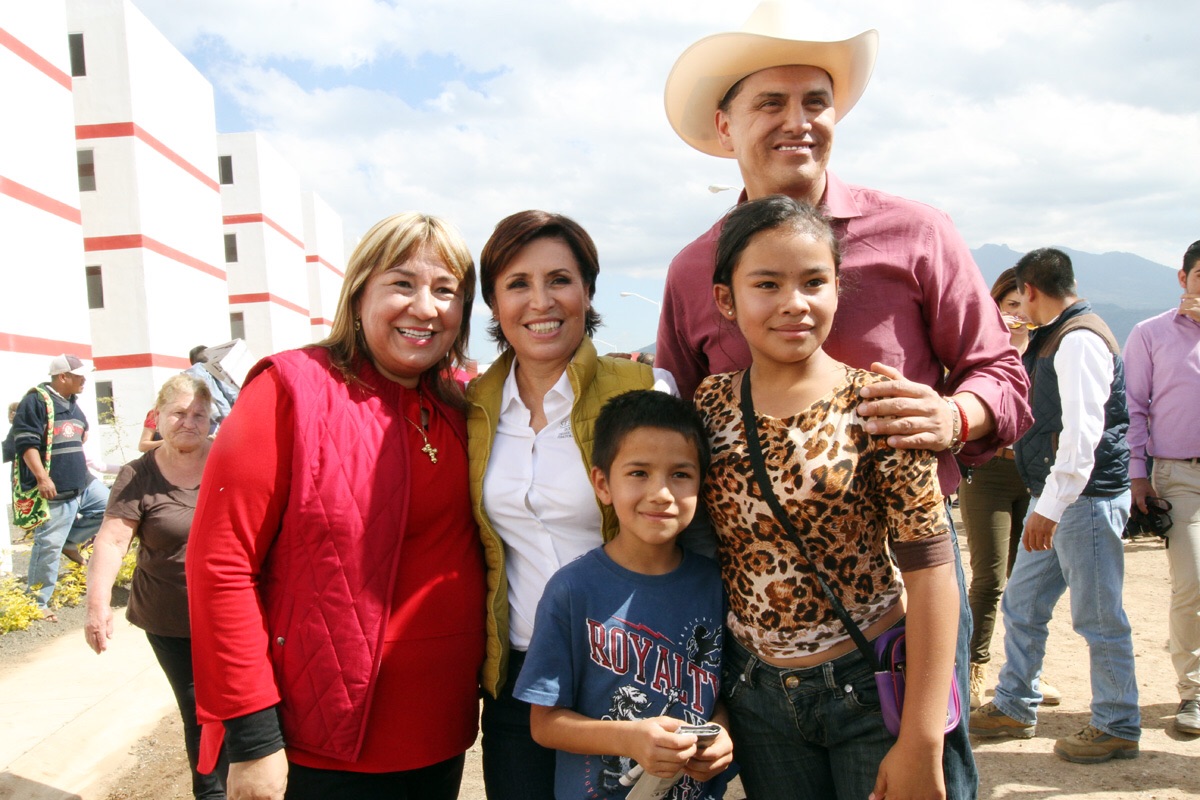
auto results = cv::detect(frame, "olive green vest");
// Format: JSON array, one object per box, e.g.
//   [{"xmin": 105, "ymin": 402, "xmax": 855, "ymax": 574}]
[{"xmin": 466, "ymin": 338, "xmax": 655, "ymax": 696}]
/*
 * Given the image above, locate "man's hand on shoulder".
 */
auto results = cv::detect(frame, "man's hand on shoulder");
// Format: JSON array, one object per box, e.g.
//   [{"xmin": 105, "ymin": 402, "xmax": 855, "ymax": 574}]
[{"xmin": 856, "ymin": 363, "xmax": 955, "ymax": 451}]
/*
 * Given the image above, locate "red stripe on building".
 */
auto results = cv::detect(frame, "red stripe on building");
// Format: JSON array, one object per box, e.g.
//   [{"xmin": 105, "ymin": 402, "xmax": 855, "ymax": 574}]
[
  {"xmin": 84, "ymin": 234, "xmax": 226, "ymax": 280},
  {"xmin": 310, "ymin": 317, "xmax": 335, "ymax": 327},
  {"xmin": 229, "ymin": 292, "xmax": 309, "ymax": 316},
  {"xmin": 0, "ymin": 27, "xmax": 72, "ymax": 90},
  {"xmin": 306, "ymin": 254, "xmax": 345, "ymax": 278},
  {"xmin": 76, "ymin": 122, "xmax": 219, "ymax": 192},
  {"xmin": 0, "ymin": 332, "xmax": 93, "ymax": 359},
  {"xmin": 0, "ymin": 176, "xmax": 82, "ymax": 224},
  {"xmin": 92, "ymin": 353, "xmax": 191, "ymax": 370},
  {"xmin": 223, "ymin": 213, "xmax": 305, "ymax": 250}
]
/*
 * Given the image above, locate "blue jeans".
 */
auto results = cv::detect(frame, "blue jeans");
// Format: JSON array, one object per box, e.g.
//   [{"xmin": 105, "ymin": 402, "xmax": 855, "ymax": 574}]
[
  {"xmin": 945, "ymin": 507, "xmax": 980, "ymax": 798},
  {"xmin": 480, "ymin": 649, "xmax": 556, "ymax": 800},
  {"xmin": 27, "ymin": 478, "xmax": 109, "ymax": 609},
  {"xmin": 994, "ymin": 492, "xmax": 1141, "ymax": 740},
  {"xmin": 722, "ymin": 636, "xmax": 974, "ymax": 800}
]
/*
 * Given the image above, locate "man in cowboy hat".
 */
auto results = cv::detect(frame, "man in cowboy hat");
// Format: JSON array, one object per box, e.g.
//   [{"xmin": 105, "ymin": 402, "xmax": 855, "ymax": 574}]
[{"xmin": 656, "ymin": 2, "xmax": 1031, "ymax": 797}]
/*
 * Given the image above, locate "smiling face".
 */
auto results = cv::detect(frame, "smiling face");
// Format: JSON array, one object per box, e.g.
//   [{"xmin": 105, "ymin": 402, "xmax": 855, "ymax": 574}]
[
  {"xmin": 714, "ymin": 227, "xmax": 839, "ymax": 370},
  {"xmin": 355, "ymin": 245, "xmax": 465, "ymax": 387},
  {"xmin": 716, "ymin": 65, "xmax": 836, "ymax": 204},
  {"xmin": 492, "ymin": 236, "xmax": 589, "ymax": 372},
  {"xmin": 157, "ymin": 390, "xmax": 210, "ymax": 453},
  {"xmin": 592, "ymin": 427, "xmax": 701, "ymax": 557}
]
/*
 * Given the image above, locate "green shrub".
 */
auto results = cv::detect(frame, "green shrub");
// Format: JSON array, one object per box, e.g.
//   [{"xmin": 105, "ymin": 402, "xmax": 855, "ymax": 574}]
[{"xmin": 0, "ymin": 576, "xmax": 41, "ymax": 633}]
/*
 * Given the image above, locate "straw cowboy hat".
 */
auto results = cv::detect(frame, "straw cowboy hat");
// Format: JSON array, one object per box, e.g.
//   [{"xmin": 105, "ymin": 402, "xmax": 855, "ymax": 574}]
[{"xmin": 664, "ymin": 1, "xmax": 879, "ymax": 158}]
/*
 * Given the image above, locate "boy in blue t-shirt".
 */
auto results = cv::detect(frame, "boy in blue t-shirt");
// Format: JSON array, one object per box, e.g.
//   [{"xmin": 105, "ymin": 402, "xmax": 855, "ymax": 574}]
[{"xmin": 514, "ymin": 390, "xmax": 733, "ymax": 799}]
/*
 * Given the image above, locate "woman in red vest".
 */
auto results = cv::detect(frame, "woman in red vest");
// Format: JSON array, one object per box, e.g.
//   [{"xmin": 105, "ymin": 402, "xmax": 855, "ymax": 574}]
[{"xmin": 187, "ymin": 212, "xmax": 486, "ymax": 800}]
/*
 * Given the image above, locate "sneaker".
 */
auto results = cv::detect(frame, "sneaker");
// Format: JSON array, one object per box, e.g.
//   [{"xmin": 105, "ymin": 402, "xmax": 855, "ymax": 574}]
[
  {"xmin": 1177, "ymin": 699, "xmax": 1200, "ymax": 735},
  {"xmin": 1053, "ymin": 724, "xmax": 1139, "ymax": 763},
  {"xmin": 969, "ymin": 702, "xmax": 1035, "ymax": 739},
  {"xmin": 1039, "ymin": 678, "xmax": 1062, "ymax": 706},
  {"xmin": 969, "ymin": 663, "xmax": 986, "ymax": 710}
]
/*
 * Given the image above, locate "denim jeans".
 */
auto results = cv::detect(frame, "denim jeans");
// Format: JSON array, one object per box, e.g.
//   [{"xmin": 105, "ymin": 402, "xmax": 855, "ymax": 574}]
[
  {"xmin": 145, "ymin": 633, "xmax": 228, "ymax": 799},
  {"xmin": 944, "ymin": 507, "xmax": 980, "ymax": 798},
  {"xmin": 722, "ymin": 636, "xmax": 974, "ymax": 800},
  {"xmin": 994, "ymin": 492, "xmax": 1141, "ymax": 740},
  {"xmin": 27, "ymin": 478, "xmax": 109, "ymax": 608},
  {"xmin": 480, "ymin": 649, "xmax": 556, "ymax": 800}
]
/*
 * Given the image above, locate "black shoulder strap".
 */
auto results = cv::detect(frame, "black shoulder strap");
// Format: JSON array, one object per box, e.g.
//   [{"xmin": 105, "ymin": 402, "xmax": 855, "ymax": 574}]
[{"xmin": 738, "ymin": 369, "xmax": 882, "ymax": 671}]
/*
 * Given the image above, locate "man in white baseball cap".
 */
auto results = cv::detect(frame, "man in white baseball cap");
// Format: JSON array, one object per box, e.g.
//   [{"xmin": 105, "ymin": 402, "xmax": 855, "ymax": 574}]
[
  {"xmin": 10, "ymin": 354, "xmax": 109, "ymax": 619},
  {"xmin": 656, "ymin": 3, "xmax": 1032, "ymax": 798}
]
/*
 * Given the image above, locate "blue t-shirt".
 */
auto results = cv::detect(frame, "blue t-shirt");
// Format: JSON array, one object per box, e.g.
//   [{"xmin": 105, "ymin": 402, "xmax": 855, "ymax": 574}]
[{"xmin": 515, "ymin": 546, "xmax": 725, "ymax": 800}]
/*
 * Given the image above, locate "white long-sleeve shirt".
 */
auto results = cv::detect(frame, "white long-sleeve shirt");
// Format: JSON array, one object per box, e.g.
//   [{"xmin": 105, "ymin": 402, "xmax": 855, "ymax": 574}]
[{"xmin": 1033, "ymin": 330, "xmax": 1115, "ymax": 522}]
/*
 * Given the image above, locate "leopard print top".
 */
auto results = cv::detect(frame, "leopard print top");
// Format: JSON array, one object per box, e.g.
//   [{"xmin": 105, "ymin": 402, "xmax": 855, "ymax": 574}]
[{"xmin": 695, "ymin": 368, "xmax": 949, "ymax": 660}]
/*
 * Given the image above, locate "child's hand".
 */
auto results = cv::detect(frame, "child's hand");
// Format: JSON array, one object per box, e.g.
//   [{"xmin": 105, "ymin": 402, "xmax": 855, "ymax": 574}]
[
  {"xmin": 625, "ymin": 717, "xmax": 698, "ymax": 778},
  {"xmin": 870, "ymin": 736, "xmax": 945, "ymax": 800},
  {"xmin": 683, "ymin": 723, "xmax": 733, "ymax": 782}
]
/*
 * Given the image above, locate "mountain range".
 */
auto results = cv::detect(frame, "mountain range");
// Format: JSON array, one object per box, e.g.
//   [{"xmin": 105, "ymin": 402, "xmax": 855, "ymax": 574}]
[{"xmin": 971, "ymin": 244, "xmax": 1181, "ymax": 346}]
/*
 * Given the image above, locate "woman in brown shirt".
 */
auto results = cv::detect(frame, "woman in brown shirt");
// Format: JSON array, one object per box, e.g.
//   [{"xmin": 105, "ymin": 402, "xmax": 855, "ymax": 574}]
[{"xmin": 84, "ymin": 373, "xmax": 226, "ymax": 799}]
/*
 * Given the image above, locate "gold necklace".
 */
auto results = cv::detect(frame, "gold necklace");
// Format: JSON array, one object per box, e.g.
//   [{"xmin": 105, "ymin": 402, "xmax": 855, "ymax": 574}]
[{"xmin": 403, "ymin": 396, "xmax": 438, "ymax": 464}]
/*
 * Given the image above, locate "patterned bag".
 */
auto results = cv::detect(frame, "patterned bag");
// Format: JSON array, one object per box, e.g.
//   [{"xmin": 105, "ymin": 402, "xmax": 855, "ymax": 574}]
[{"xmin": 10, "ymin": 387, "xmax": 54, "ymax": 530}]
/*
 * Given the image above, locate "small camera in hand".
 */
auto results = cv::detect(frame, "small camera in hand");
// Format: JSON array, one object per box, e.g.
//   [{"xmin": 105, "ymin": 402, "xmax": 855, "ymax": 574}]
[{"xmin": 1127, "ymin": 496, "xmax": 1173, "ymax": 539}]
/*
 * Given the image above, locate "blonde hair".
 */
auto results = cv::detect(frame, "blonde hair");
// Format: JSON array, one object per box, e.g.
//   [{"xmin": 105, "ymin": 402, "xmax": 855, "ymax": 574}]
[
  {"xmin": 157, "ymin": 374, "xmax": 211, "ymax": 414},
  {"xmin": 316, "ymin": 212, "xmax": 475, "ymax": 406}
]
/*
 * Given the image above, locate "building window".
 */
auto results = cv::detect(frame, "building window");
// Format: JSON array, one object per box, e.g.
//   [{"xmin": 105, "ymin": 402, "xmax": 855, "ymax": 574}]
[
  {"xmin": 85, "ymin": 266, "xmax": 104, "ymax": 309},
  {"xmin": 218, "ymin": 155, "xmax": 234, "ymax": 185},
  {"xmin": 230, "ymin": 312, "xmax": 245, "ymax": 341},
  {"xmin": 95, "ymin": 380, "xmax": 115, "ymax": 424},
  {"xmin": 68, "ymin": 33, "xmax": 86, "ymax": 77},
  {"xmin": 77, "ymin": 149, "xmax": 96, "ymax": 191},
  {"xmin": 224, "ymin": 233, "xmax": 238, "ymax": 263}
]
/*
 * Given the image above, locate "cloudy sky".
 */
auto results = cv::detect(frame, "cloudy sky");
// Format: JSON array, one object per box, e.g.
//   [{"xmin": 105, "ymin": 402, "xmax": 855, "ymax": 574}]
[{"xmin": 134, "ymin": 0, "xmax": 1199, "ymax": 358}]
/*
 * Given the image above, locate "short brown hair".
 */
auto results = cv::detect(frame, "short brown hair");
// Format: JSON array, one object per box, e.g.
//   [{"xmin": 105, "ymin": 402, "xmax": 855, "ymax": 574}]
[{"xmin": 478, "ymin": 210, "xmax": 602, "ymax": 349}]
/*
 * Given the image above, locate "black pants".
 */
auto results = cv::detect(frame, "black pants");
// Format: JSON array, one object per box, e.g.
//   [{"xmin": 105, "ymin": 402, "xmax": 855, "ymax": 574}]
[
  {"xmin": 480, "ymin": 648, "xmax": 557, "ymax": 800},
  {"xmin": 285, "ymin": 754, "xmax": 465, "ymax": 800},
  {"xmin": 145, "ymin": 632, "xmax": 229, "ymax": 800}
]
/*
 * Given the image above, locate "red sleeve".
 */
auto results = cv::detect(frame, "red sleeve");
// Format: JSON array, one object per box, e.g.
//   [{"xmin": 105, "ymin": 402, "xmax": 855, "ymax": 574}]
[
  {"xmin": 143, "ymin": 409, "xmax": 157, "ymax": 430},
  {"xmin": 187, "ymin": 366, "xmax": 293, "ymax": 726}
]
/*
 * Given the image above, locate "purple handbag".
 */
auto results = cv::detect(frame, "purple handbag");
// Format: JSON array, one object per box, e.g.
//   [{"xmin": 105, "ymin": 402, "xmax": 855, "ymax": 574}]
[{"xmin": 873, "ymin": 627, "xmax": 963, "ymax": 737}]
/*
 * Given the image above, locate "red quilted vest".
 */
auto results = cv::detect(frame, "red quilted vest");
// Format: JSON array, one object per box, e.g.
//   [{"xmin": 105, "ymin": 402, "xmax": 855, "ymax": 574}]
[{"xmin": 248, "ymin": 348, "xmax": 466, "ymax": 760}]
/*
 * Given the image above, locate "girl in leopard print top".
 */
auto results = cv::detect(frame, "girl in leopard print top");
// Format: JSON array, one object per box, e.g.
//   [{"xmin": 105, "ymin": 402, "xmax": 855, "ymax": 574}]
[{"xmin": 695, "ymin": 195, "xmax": 965, "ymax": 800}]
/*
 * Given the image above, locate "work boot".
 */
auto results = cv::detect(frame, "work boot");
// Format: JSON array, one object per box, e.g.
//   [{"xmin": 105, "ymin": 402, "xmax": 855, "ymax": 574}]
[
  {"xmin": 1039, "ymin": 677, "xmax": 1062, "ymax": 706},
  {"xmin": 1053, "ymin": 724, "xmax": 1138, "ymax": 763},
  {"xmin": 969, "ymin": 701, "xmax": 1035, "ymax": 739},
  {"xmin": 1176, "ymin": 699, "xmax": 1200, "ymax": 735},
  {"xmin": 969, "ymin": 662, "xmax": 986, "ymax": 710}
]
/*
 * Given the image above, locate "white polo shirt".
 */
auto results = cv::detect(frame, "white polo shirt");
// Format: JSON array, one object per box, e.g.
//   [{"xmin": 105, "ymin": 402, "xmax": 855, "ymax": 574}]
[{"xmin": 482, "ymin": 359, "xmax": 677, "ymax": 650}]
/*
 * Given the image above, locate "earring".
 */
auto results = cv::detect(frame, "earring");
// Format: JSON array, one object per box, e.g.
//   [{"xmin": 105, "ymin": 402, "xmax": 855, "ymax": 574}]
[{"xmin": 353, "ymin": 317, "xmax": 362, "ymax": 331}]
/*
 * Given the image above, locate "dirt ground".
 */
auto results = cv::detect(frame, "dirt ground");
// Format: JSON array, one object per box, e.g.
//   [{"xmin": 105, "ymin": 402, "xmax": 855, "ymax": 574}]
[{"xmin": 3, "ymin": 517, "xmax": 1197, "ymax": 799}]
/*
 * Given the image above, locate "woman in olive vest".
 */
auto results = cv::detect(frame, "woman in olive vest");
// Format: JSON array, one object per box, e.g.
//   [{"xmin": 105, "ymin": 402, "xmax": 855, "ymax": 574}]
[{"xmin": 466, "ymin": 210, "xmax": 676, "ymax": 799}]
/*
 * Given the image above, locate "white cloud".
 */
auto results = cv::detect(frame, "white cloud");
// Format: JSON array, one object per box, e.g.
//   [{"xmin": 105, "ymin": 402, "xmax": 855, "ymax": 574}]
[{"xmin": 132, "ymin": 0, "xmax": 1200, "ymax": 356}]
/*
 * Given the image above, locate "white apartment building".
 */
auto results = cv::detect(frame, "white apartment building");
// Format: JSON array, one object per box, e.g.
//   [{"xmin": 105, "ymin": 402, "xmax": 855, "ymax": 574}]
[
  {"xmin": 303, "ymin": 191, "xmax": 347, "ymax": 342},
  {"xmin": 219, "ymin": 132, "xmax": 313, "ymax": 359},
  {"xmin": 2, "ymin": 1, "xmax": 346, "ymax": 557},
  {"xmin": 69, "ymin": 0, "xmax": 230, "ymax": 459}
]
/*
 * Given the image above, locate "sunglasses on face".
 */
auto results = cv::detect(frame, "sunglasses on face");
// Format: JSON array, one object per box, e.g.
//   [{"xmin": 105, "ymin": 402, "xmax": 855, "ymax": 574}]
[{"xmin": 1006, "ymin": 319, "xmax": 1038, "ymax": 331}]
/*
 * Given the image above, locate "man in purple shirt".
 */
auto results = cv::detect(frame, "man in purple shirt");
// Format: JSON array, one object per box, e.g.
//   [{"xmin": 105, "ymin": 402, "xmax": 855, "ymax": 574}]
[
  {"xmin": 658, "ymin": 4, "xmax": 1032, "ymax": 795},
  {"xmin": 1123, "ymin": 239, "xmax": 1200, "ymax": 735}
]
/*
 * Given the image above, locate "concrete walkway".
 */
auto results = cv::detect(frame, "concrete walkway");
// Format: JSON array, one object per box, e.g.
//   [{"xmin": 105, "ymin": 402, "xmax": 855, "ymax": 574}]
[{"xmin": 0, "ymin": 617, "xmax": 175, "ymax": 800}]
